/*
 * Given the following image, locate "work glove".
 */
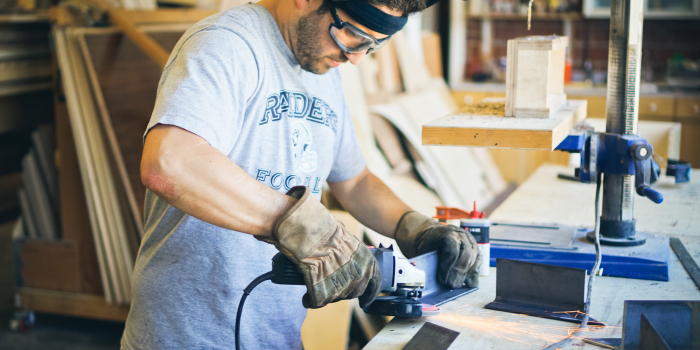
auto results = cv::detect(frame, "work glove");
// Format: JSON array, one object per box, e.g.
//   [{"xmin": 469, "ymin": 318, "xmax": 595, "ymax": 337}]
[
  {"xmin": 395, "ymin": 211, "xmax": 481, "ymax": 289},
  {"xmin": 259, "ymin": 186, "xmax": 382, "ymax": 309}
]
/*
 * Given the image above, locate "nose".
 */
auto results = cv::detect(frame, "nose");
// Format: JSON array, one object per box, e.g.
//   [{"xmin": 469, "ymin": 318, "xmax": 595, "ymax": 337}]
[{"xmin": 346, "ymin": 51, "xmax": 367, "ymax": 65}]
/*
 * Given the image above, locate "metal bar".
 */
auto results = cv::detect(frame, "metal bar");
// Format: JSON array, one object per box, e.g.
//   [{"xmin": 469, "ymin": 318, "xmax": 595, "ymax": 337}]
[{"xmin": 670, "ymin": 238, "xmax": 700, "ymax": 291}]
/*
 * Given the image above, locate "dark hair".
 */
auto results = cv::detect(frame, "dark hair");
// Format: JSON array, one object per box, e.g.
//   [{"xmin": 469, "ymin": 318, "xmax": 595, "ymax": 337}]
[{"xmin": 319, "ymin": 0, "xmax": 426, "ymax": 16}]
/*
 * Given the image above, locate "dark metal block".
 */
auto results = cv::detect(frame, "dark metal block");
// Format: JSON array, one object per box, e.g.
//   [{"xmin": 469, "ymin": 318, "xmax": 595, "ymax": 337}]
[
  {"xmin": 622, "ymin": 300, "xmax": 700, "ymax": 350},
  {"xmin": 485, "ymin": 258, "xmax": 603, "ymax": 325},
  {"xmin": 639, "ymin": 314, "xmax": 671, "ymax": 350},
  {"xmin": 402, "ymin": 322, "xmax": 459, "ymax": 350}
]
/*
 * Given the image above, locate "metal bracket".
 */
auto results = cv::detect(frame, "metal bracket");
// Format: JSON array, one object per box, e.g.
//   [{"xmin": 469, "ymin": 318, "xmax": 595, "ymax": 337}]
[
  {"xmin": 621, "ymin": 300, "xmax": 700, "ymax": 350},
  {"xmin": 485, "ymin": 258, "xmax": 603, "ymax": 325}
]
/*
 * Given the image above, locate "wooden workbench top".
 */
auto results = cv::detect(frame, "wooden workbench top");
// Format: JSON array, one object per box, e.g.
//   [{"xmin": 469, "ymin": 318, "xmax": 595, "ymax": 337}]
[
  {"xmin": 491, "ymin": 164, "xmax": 700, "ymax": 236},
  {"xmin": 365, "ymin": 164, "xmax": 700, "ymax": 349}
]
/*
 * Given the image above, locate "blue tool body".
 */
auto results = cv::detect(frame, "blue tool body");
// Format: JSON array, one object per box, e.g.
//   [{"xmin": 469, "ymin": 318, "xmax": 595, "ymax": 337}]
[
  {"xmin": 487, "ymin": 130, "xmax": 674, "ymax": 281},
  {"xmin": 487, "ymin": 224, "xmax": 670, "ymax": 281}
]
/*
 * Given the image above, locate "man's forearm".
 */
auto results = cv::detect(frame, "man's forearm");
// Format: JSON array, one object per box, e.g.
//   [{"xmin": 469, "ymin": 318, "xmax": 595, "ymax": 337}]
[
  {"xmin": 141, "ymin": 125, "xmax": 295, "ymax": 237},
  {"xmin": 328, "ymin": 169, "xmax": 412, "ymax": 238}
]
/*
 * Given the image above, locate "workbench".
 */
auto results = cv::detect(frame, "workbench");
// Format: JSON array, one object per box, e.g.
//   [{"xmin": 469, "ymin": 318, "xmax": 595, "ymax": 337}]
[{"xmin": 364, "ymin": 164, "xmax": 700, "ymax": 349}]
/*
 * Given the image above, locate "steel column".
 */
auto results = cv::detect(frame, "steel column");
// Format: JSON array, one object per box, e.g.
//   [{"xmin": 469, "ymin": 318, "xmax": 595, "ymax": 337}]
[{"xmin": 600, "ymin": 0, "xmax": 645, "ymax": 243}]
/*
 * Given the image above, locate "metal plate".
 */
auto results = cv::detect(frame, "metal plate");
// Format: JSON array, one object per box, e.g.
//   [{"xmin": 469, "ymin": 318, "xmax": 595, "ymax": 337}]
[
  {"xmin": 409, "ymin": 251, "xmax": 478, "ymax": 306},
  {"xmin": 402, "ymin": 322, "xmax": 459, "ymax": 350}
]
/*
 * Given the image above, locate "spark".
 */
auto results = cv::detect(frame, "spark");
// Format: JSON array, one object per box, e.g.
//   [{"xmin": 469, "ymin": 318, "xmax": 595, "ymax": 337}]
[{"xmin": 433, "ymin": 306, "xmax": 613, "ymax": 348}]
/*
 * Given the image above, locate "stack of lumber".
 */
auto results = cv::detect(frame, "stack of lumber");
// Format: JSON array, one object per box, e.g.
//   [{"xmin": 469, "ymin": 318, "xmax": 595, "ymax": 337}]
[
  {"xmin": 18, "ymin": 125, "xmax": 59, "ymax": 240},
  {"xmin": 53, "ymin": 27, "xmax": 147, "ymax": 304}
]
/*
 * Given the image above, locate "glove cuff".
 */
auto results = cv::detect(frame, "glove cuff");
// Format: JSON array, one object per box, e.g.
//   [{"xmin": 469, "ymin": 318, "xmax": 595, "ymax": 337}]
[
  {"xmin": 274, "ymin": 186, "xmax": 343, "ymax": 262},
  {"xmin": 394, "ymin": 211, "xmax": 435, "ymax": 259}
]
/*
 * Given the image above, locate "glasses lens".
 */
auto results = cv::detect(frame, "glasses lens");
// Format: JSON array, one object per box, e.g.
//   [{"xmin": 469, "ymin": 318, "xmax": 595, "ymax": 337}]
[
  {"xmin": 330, "ymin": 25, "xmax": 374, "ymax": 53},
  {"xmin": 367, "ymin": 39, "xmax": 389, "ymax": 53}
]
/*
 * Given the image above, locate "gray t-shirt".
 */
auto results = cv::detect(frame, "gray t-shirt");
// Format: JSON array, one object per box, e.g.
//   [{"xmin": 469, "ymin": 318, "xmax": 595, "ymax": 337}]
[{"xmin": 121, "ymin": 5, "xmax": 366, "ymax": 349}]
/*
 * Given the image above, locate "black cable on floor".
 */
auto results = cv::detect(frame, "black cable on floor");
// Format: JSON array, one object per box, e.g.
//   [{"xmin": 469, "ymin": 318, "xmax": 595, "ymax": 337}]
[{"xmin": 235, "ymin": 271, "xmax": 274, "ymax": 350}]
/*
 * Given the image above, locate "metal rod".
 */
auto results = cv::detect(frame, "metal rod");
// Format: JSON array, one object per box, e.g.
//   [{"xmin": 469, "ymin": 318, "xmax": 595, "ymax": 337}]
[{"xmin": 601, "ymin": 0, "xmax": 644, "ymax": 233}]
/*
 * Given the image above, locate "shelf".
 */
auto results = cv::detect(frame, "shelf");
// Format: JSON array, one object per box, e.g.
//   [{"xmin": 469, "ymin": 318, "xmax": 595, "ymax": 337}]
[
  {"xmin": 467, "ymin": 12, "xmax": 583, "ymax": 20},
  {"xmin": 0, "ymin": 10, "xmax": 50, "ymax": 23}
]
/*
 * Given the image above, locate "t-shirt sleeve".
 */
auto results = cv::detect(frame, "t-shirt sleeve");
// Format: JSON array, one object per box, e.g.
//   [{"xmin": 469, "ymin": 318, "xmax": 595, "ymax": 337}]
[
  {"xmin": 145, "ymin": 28, "xmax": 258, "ymax": 155},
  {"xmin": 327, "ymin": 101, "xmax": 367, "ymax": 182}
]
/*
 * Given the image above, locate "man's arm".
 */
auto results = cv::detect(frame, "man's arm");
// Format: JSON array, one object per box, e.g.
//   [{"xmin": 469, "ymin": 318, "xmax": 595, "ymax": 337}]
[
  {"xmin": 327, "ymin": 167, "xmax": 411, "ymax": 238},
  {"xmin": 140, "ymin": 124, "xmax": 295, "ymax": 237}
]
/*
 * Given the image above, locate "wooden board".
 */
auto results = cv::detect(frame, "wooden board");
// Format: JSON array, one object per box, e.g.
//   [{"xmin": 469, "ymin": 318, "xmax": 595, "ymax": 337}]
[
  {"xmin": 422, "ymin": 100, "xmax": 587, "ymax": 150},
  {"xmin": 21, "ymin": 240, "xmax": 81, "ymax": 292},
  {"xmin": 365, "ymin": 163, "xmax": 700, "ymax": 349},
  {"xmin": 55, "ymin": 85, "xmax": 103, "ymax": 295},
  {"xmin": 116, "ymin": 9, "xmax": 215, "ymax": 24},
  {"xmin": 17, "ymin": 287, "xmax": 130, "ymax": 322}
]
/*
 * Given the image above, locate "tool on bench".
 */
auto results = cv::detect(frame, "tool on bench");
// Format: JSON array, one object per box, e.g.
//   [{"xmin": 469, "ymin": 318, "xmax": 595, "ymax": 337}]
[{"xmin": 235, "ymin": 245, "xmax": 478, "ymax": 350}]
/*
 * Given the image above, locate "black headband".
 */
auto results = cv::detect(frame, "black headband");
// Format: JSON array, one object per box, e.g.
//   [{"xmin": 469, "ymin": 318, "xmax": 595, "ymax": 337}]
[{"xmin": 332, "ymin": 0, "xmax": 441, "ymax": 36}]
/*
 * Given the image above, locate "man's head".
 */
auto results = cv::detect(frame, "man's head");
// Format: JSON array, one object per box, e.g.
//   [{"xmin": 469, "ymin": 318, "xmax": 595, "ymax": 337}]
[{"xmin": 289, "ymin": 0, "xmax": 426, "ymax": 74}]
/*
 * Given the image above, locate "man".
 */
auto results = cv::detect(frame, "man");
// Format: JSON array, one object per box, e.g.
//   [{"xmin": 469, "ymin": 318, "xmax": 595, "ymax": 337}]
[{"xmin": 121, "ymin": 0, "xmax": 481, "ymax": 348}]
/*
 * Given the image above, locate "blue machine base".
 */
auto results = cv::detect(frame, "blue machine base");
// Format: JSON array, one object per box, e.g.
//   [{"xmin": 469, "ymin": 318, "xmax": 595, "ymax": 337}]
[{"xmin": 489, "ymin": 223, "xmax": 670, "ymax": 281}]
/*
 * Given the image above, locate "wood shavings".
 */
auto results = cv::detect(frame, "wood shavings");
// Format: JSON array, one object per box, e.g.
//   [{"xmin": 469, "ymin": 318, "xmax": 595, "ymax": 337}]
[{"xmin": 458, "ymin": 102, "xmax": 506, "ymax": 117}]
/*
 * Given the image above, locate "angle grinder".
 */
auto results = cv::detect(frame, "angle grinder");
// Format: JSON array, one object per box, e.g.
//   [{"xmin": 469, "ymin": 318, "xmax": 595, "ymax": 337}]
[
  {"xmin": 234, "ymin": 244, "xmax": 439, "ymax": 350},
  {"xmin": 270, "ymin": 244, "xmax": 440, "ymax": 317}
]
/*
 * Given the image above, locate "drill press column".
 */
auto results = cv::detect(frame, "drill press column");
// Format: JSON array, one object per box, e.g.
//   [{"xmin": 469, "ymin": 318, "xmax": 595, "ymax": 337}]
[{"xmin": 600, "ymin": 0, "xmax": 646, "ymax": 245}]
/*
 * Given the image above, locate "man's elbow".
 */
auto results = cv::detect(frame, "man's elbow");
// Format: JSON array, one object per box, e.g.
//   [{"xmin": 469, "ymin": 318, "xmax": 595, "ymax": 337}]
[{"xmin": 141, "ymin": 155, "xmax": 178, "ymax": 200}]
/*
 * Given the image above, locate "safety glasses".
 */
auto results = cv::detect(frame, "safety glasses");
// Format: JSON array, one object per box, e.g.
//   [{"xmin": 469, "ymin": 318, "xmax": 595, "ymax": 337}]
[{"xmin": 328, "ymin": 2, "xmax": 390, "ymax": 54}]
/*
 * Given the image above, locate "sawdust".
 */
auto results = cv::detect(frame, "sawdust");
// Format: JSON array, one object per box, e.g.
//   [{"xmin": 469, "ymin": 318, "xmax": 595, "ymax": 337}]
[{"xmin": 459, "ymin": 102, "xmax": 506, "ymax": 117}]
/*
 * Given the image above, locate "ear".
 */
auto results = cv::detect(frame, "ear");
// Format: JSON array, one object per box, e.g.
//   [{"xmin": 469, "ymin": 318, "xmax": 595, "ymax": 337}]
[
  {"xmin": 295, "ymin": 0, "xmax": 322, "ymax": 13},
  {"xmin": 294, "ymin": 0, "xmax": 310, "ymax": 11}
]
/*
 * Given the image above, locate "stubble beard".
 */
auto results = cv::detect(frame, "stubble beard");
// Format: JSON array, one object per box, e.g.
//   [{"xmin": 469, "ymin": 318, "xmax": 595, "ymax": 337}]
[{"xmin": 295, "ymin": 10, "xmax": 347, "ymax": 75}]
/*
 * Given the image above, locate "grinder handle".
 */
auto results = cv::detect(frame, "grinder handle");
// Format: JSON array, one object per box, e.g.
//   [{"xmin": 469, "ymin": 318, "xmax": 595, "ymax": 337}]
[{"xmin": 271, "ymin": 253, "xmax": 306, "ymax": 285}]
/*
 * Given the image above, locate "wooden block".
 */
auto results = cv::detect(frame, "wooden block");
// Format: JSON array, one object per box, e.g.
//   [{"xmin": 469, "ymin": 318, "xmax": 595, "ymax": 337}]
[
  {"xmin": 17, "ymin": 287, "xmax": 130, "ymax": 322},
  {"xmin": 422, "ymin": 100, "xmax": 587, "ymax": 150},
  {"xmin": 505, "ymin": 36, "xmax": 568, "ymax": 118},
  {"xmin": 21, "ymin": 240, "xmax": 81, "ymax": 293}
]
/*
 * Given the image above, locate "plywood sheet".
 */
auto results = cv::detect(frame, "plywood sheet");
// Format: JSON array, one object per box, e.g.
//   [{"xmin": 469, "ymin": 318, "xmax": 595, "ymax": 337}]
[{"xmin": 422, "ymin": 100, "xmax": 587, "ymax": 150}]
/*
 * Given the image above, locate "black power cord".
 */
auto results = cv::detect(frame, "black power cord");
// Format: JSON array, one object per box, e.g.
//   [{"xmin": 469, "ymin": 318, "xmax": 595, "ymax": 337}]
[
  {"xmin": 235, "ymin": 271, "xmax": 274, "ymax": 350},
  {"xmin": 544, "ymin": 171, "xmax": 603, "ymax": 350}
]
